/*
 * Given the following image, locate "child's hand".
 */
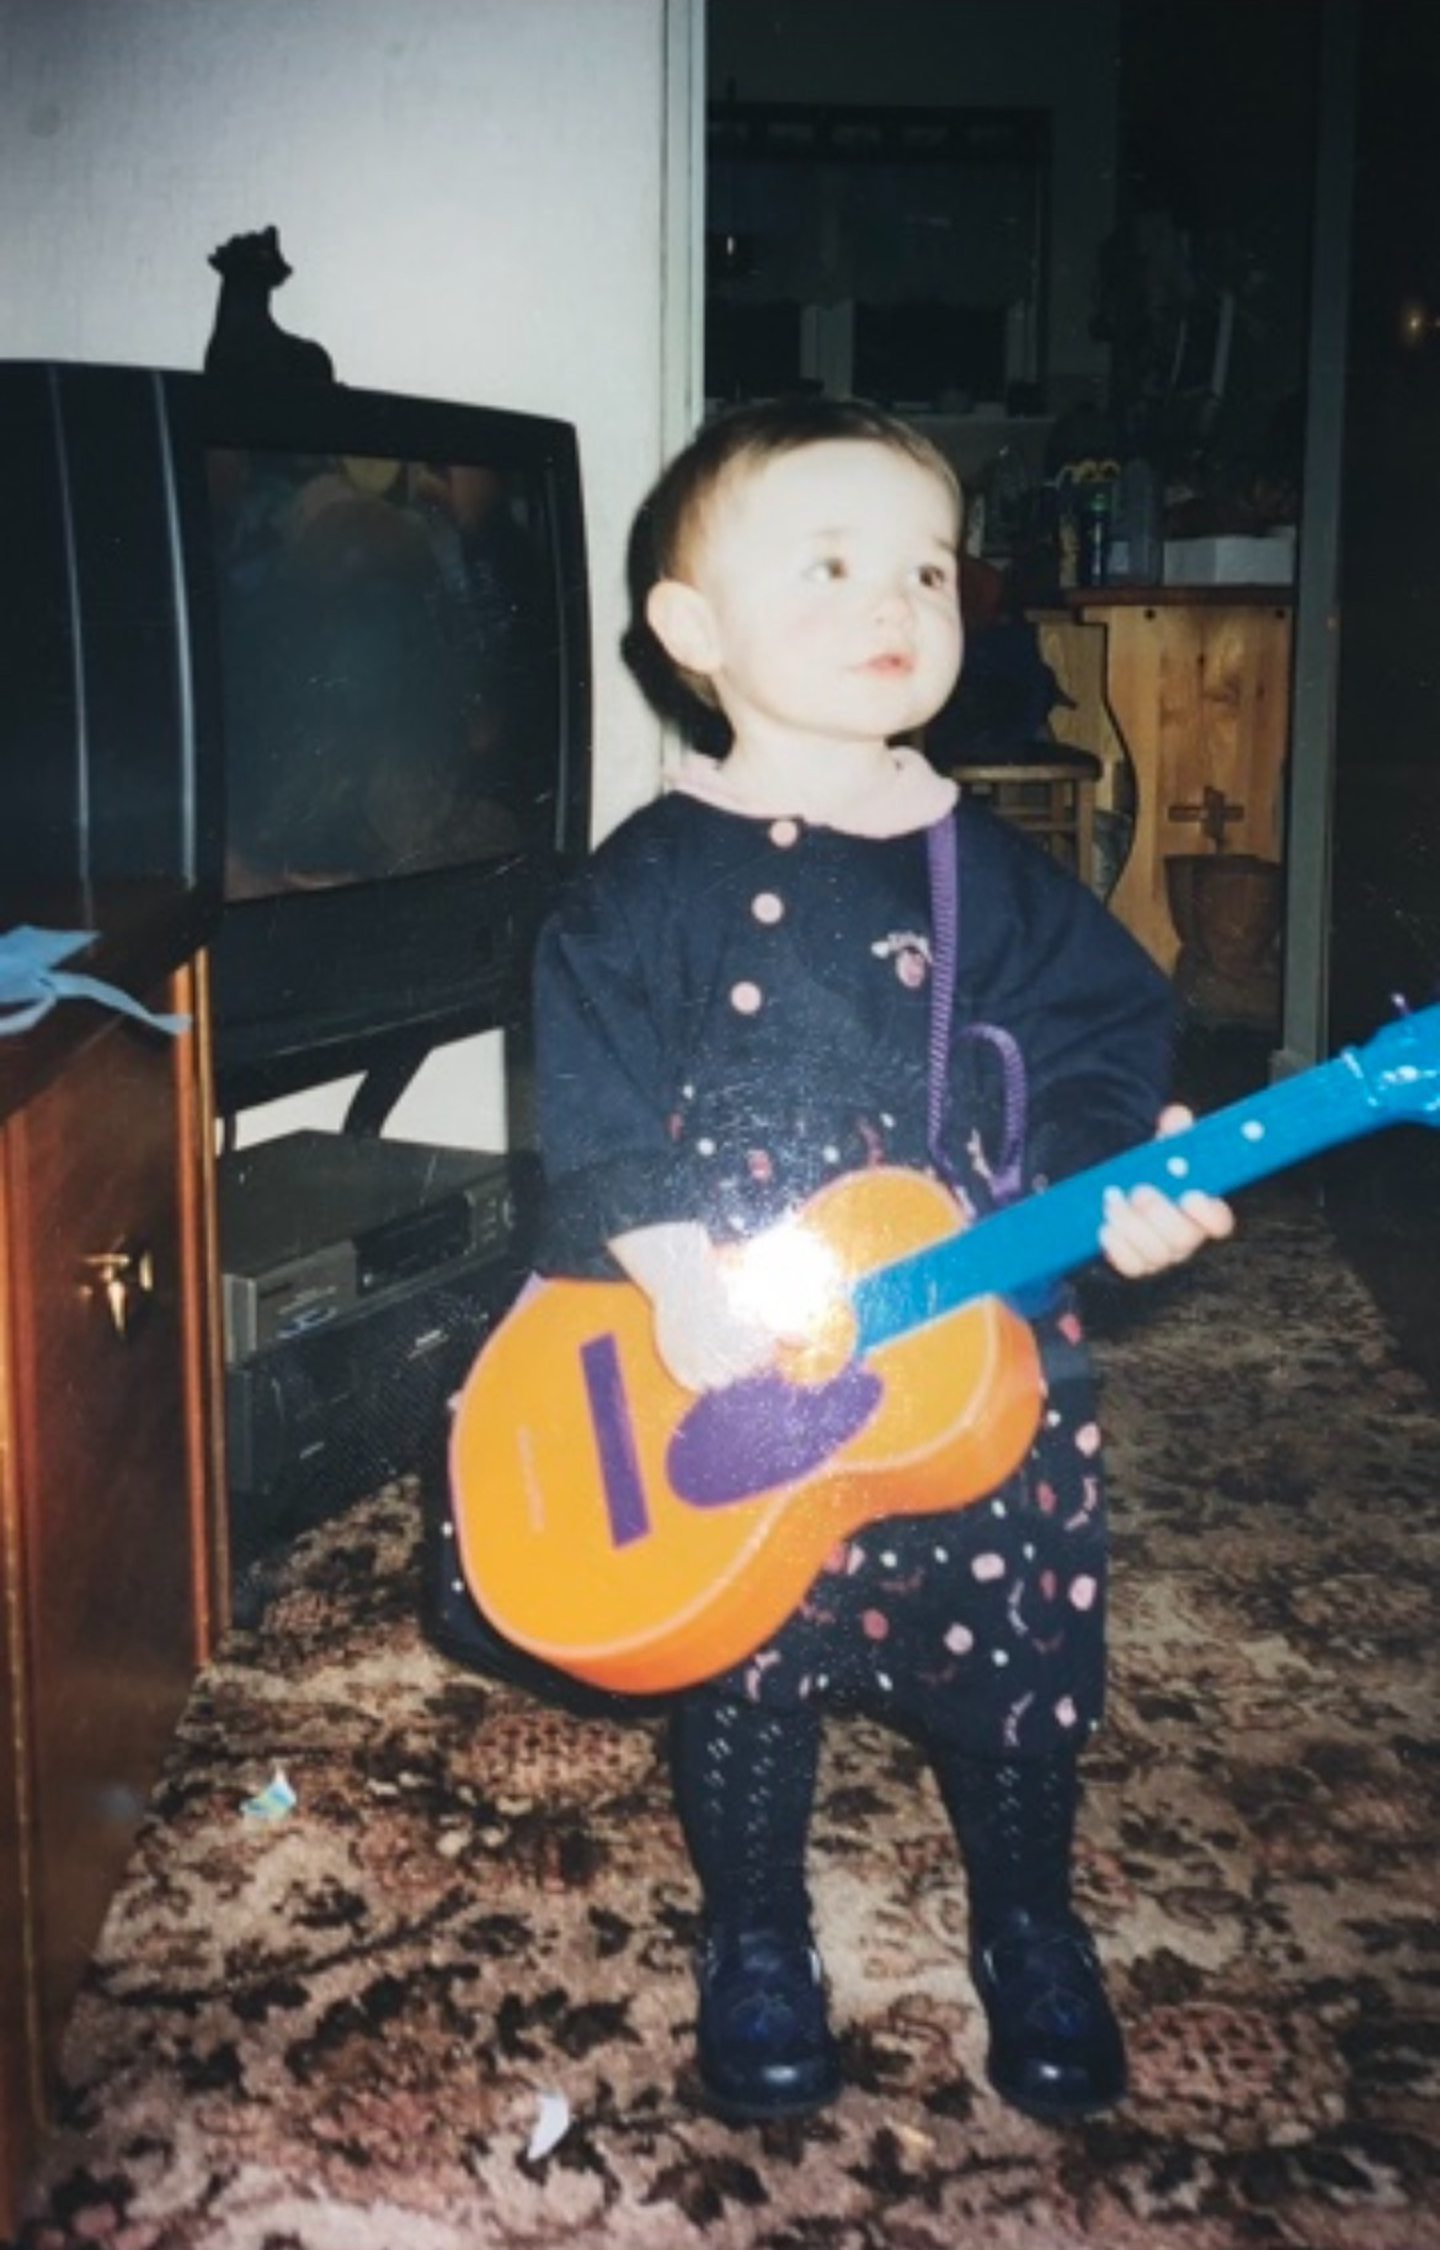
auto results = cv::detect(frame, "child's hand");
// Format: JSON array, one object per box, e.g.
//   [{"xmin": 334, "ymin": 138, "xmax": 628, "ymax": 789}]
[
  {"xmin": 651, "ymin": 1266, "xmax": 779, "ymax": 1392},
  {"xmin": 1097, "ymin": 1104, "xmax": 1236, "ymax": 1279},
  {"xmin": 609, "ymin": 1220, "xmax": 780, "ymax": 1391}
]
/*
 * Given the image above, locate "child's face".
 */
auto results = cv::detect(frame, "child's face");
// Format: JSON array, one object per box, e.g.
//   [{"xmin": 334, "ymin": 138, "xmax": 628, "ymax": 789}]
[{"xmin": 658, "ymin": 439, "xmax": 963, "ymax": 755}]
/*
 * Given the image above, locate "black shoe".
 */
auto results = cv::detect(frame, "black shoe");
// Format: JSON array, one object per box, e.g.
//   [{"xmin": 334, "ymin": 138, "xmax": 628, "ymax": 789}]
[
  {"xmin": 695, "ymin": 1922, "xmax": 843, "ymax": 2123},
  {"xmin": 971, "ymin": 1904, "xmax": 1127, "ymax": 2120}
]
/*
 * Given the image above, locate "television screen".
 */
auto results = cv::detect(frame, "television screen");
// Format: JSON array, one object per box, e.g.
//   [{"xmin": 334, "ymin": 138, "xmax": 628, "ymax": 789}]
[
  {"xmin": 209, "ymin": 443, "xmax": 565, "ymax": 901},
  {"xmin": 196, "ymin": 374, "xmax": 591, "ymax": 1112}
]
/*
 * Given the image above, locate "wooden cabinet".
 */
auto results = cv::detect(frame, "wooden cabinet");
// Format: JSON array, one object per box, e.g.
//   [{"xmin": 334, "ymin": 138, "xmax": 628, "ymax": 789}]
[
  {"xmin": 0, "ymin": 901, "xmax": 221, "ymax": 2238},
  {"xmin": 1038, "ymin": 590, "xmax": 1294, "ymax": 972}
]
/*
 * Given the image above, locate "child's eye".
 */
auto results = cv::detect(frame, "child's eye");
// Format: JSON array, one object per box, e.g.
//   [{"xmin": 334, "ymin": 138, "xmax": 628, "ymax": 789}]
[
  {"xmin": 804, "ymin": 556, "xmax": 847, "ymax": 583},
  {"xmin": 913, "ymin": 561, "xmax": 954, "ymax": 591}
]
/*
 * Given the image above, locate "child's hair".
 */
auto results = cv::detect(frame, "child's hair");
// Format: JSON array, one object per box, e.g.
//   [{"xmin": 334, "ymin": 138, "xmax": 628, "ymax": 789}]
[{"xmin": 622, "ymin": 394, "xmax": 961, "ymax": 753}]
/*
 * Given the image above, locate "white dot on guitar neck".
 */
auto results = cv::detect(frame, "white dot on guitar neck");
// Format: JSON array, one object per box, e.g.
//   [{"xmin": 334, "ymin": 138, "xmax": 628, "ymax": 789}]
[
  {"xmin": 1165, "ymin": 1155, "xmax": 1190, "ymax": 1178},
  {"xmin": 1241, "ymin": 1120, "xmax": 1265, "ymax": 1141}
]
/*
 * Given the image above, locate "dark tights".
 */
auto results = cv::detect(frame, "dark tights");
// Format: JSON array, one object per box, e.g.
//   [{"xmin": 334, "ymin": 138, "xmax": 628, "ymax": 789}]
[
  {"xmin": 668, "ymin": 1692, "xmax": 822, "ymax": 1934},
  {"xmin": 926, "ymin": 1731, "xmax": 1078, "ymax": 1931},
  {"xmin": 668, "ymin": 1691, "xmax": 1080, "ymax": 1936}
]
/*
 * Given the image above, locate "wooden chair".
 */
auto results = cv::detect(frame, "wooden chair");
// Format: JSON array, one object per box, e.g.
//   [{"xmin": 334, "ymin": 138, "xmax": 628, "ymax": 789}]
[{"xmin": 949, "ymin": 744, "xmax": 1103, "ymax": 889}]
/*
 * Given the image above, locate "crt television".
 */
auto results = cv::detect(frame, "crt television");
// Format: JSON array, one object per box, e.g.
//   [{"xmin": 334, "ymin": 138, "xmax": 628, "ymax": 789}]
[{"xmin": 0, "ymin": 361, "xmax": 592, "ymax": 1113}]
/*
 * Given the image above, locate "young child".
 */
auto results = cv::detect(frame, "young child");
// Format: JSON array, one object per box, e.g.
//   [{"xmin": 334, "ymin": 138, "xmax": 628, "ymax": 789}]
[{"xmin": 531, "ymin": 397, "xmax": 1233, "ymax": 2125}]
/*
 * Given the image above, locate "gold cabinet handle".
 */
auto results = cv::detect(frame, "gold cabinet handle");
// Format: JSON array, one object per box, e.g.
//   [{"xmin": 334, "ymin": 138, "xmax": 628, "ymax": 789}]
[{"xmin": 82, "ymin": 1244, "xmax": 156, "ymax": 1340}]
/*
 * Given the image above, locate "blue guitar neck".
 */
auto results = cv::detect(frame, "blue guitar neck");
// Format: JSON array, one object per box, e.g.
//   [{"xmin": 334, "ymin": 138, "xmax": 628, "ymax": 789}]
[{"xmin": 852, "ymin": 1040, "xmax": 1411, "ymax": 1354}]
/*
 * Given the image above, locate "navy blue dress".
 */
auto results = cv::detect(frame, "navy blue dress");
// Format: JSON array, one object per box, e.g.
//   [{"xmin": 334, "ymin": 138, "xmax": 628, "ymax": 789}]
[{"xmin": 533, "ymin": 794, "xmax": 1174, "ymax": 1754}]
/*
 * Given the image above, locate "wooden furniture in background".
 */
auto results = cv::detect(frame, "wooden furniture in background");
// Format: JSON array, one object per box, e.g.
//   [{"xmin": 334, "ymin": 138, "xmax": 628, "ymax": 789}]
[
  {"xmin": 949, "ymin": 749, "xmax": 1102, "ymax": 887},
  {"xmin": 1035, "ymin": 589, "xmax": 1294, "ymax": 971},
  {"xmin": 0, "ymin": 888, "xmax": 222, "ymax": 2240},
  {"xmin": 1030, "ymin": 607, "xmax": 1136, "ymax": 823}
]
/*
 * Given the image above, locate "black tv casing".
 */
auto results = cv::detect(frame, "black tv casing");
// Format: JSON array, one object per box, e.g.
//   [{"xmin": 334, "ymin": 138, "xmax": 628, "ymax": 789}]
[{"xmin": 0, "ymin": 361, "xmax": 226, "ymax": 908}]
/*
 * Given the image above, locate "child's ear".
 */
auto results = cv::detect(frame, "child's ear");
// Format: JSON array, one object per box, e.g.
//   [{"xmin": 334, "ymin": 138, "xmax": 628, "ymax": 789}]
[{"xmin": 646, "ymin": 579, "xmax": 721, "ymax": 677}]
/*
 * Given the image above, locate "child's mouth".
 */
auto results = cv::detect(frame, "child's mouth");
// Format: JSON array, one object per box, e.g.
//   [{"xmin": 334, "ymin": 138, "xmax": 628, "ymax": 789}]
[{"xmin": 859, "ymin": 652, "xmax": 914, "ymax": 677}]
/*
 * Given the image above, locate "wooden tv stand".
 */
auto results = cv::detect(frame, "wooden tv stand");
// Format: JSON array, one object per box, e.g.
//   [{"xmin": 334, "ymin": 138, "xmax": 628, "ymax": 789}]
[{"xmin": 0, "ymin": 887, "xmax": 224, "ymax": 2238}]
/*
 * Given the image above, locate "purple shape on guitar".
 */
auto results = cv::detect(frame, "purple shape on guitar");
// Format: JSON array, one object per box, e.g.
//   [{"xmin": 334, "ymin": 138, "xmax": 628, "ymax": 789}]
[
  {"xmin": 668, "ymin": 1366, "xmax": 884, "ymax": 1508},
  {"xmin": 581, "ymin": 1333, "xmax": 652, "ymax": 1546}
]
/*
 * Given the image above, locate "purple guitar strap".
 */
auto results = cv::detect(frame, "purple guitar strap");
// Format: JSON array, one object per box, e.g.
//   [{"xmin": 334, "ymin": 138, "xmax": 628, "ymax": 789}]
[{"xmin": 925, "ymin": 812, "xmax": 1028, "ymax": 1208}]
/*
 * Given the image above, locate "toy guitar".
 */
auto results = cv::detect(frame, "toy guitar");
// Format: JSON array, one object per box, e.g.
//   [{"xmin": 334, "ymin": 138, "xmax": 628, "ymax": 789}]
[{"xmin": 449, "ymin": 1005, "xmax": 1440, "ymax": 1695}]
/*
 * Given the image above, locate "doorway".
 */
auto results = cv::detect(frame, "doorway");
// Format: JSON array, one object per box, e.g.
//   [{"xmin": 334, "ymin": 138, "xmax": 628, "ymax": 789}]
[{"xmin": 1321, "ymin": 0, "xmax": 1440, "ymax": 1391}]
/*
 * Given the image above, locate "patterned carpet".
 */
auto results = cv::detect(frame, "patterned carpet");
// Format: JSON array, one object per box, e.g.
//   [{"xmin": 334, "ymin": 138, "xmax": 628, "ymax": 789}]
[{"xmin": 16, "ymin": 1187, "xmax": 1440, "ymax": 2250}]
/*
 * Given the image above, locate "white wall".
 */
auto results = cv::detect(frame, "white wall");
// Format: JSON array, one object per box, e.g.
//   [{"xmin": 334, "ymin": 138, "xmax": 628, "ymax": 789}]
[{"xmin": 0, "ymin": 0, "xmax": 685, "ymax": 1149}]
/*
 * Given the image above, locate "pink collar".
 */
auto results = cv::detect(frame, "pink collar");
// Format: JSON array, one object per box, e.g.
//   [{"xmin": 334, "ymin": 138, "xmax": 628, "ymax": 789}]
[{"xmin": 665, "ymin": 746, "xmax": 957, "ymax": 839}]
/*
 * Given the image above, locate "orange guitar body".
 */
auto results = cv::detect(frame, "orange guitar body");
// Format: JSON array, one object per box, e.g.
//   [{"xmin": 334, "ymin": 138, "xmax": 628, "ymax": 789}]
[{"xmin": 449, "ymin": 1168, "xmax": 1044, "ymax": 1695}]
